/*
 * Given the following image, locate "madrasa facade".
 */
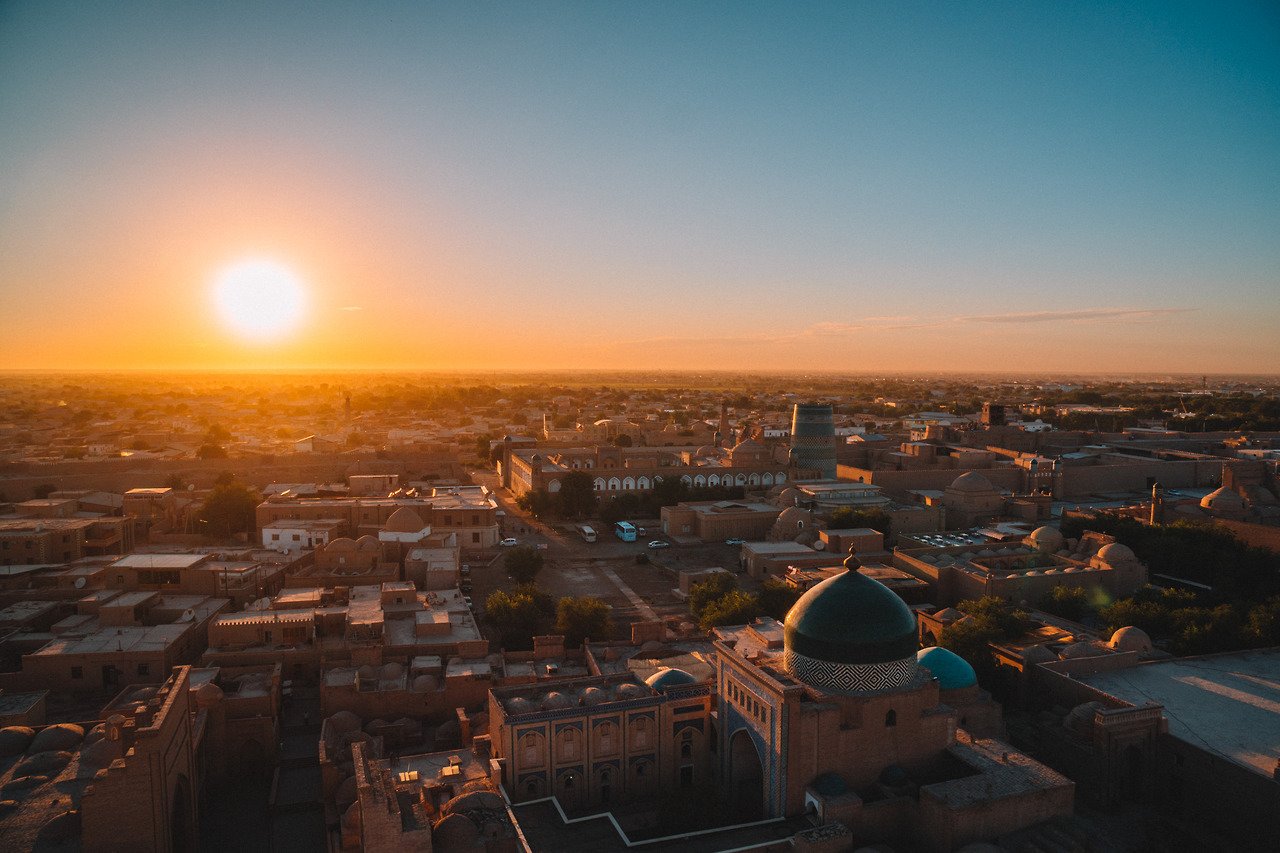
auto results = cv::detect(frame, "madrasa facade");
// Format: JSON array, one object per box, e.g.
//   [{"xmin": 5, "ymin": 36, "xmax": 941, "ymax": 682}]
[
  {"xmin": 488, "ymin": 547, "xmax": 1073, "ymax": 852},
  {"xmin": 709, "ymin": 547, "xmax": 1074, "ymax": 850}
]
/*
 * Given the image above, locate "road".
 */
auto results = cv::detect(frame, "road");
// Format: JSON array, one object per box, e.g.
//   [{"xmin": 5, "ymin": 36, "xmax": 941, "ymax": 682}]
[{"xmin": 466, "ymin": 467, "xmax": 740, "ymax": 636}]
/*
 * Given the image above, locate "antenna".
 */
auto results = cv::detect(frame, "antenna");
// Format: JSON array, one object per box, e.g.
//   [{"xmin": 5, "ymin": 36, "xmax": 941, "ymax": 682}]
[{"xmin": 74, "ymin": 577, "xmax": 87, "ymax": 589}]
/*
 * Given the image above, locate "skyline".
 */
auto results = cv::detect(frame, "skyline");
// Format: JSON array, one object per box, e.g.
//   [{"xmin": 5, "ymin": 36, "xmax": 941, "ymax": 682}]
[{"xmin": 2, "ymin": 2, "xmax": 1279, "ymax": 373}]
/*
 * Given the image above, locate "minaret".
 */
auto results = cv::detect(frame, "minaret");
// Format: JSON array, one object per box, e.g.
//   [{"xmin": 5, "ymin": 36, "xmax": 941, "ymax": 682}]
[
  {"xmin": 1150, "ymin": 482, "xmax": 1164, "ymax": 526},
  {"xmin": 718, "ymin": 400, "xmax": 730, "ymax": 448}
]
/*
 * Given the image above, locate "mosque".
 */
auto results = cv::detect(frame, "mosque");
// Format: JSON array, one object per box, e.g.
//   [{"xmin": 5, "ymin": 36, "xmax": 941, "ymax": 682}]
[
  {"xmin": 710, "ymin": 546, "xmax": 1073, "ymax": 850},
  {"xmin": 484, "ymin": 547, "xmax": 1073, "ymax": 852}
]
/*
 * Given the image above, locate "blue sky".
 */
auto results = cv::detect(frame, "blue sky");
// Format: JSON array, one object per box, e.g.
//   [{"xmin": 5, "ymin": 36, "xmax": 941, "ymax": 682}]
[{"xmin": 1, "ymin": 1, "xmax": 1277, "ymax": 371}]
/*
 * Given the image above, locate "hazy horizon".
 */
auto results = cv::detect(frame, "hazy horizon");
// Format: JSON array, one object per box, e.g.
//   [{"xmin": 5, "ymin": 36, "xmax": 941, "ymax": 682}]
[{"xmin": 3, "ymin": 2, "xmax": 1278, "ymax": 373}]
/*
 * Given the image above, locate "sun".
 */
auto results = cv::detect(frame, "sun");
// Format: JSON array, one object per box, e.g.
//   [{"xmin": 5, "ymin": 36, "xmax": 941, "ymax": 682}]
[{"xmin": 212, "ymin": 258, "xmax": 308, "ymax": 340}]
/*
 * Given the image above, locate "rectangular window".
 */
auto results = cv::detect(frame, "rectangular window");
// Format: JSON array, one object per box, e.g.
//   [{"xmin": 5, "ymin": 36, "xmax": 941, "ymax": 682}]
[
  {"xmin": 71, "ymin": 666, "xmax": 83, "ymax": 679},
  {"xmin": 472, "ymin": 532, "xmax": 480, "ymax": 544},
  {"xmin": 292, "ymin": 534, "xmax": 301, "ymax": 541},
  {"xmin": 137, "ymin": 663, "xmax": 149, "ymax": 676},
  {"xmin": 471, "ymin": 514, "xmax": 479, "ymax": 525}
]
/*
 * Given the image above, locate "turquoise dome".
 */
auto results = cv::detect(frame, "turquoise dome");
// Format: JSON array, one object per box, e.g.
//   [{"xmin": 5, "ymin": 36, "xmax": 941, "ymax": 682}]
[
  {"xmin": 784, "ymin": 560, "xmax": 918, "ymax": 666},
  {"xmin": 644, "ymin": 667, "xmax": 698, "ymax": 691},
  {"xmin": 916, "ymin": 647, "xmax": 977, "ymax": 690}
]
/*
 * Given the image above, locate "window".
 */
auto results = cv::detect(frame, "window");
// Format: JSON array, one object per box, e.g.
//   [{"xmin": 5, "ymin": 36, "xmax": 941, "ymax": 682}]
[
  {"xmin": 71, "ymin": 666, "xmax": 83, "ymax": 679},
  {"xmin": 137, "ymin": 663, "xmax": 150, "ymax": 676},
  {"xmin": 472, "ymin": 532, "xmax": 480, "ymax": 544},
  {"xmin": 292, "ymin": 534, "xmax": 301, "ymax": 541},
  {"xmin": 885, "ymin": 709, "xmax": 897, "ymax": 727},
  {"xmin": 522, "ymin": 734, "xmax": 539, "ymax": 764},
  {"xmin": 271, "ymin": 533, "xmax": 280, "ymax": 541},
  {"xmin": 562, "ymin": 728, "xmax": 577, "ymax": 759},
  {"xmin": 471, "ymin": 514, "xmax": 479, "ymax": 525},
  {"xmin": 263, "ymin": 630, "xmax": 273, "ymax": 644},
  {"xmin": 525, "ymin": 780, "xmax": 538, "ymax": 796}
]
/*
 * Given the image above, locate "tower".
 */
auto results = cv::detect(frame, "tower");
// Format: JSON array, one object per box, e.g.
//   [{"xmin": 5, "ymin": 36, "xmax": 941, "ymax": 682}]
[{"xmin": 789, "ymin": 403, "xmax": 836, "ymax": 479}]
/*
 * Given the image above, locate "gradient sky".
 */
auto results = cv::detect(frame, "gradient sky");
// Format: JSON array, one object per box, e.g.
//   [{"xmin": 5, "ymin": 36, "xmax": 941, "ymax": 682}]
[{"xmin": 2, "ymin": 1, "xmax": 1278, "ymax": 373}]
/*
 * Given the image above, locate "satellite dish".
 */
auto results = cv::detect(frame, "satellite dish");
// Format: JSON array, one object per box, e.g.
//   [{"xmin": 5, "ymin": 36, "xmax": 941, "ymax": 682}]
[
  {"xmin": 74, "ymin": 577, "xmax": 87, "ymax": 589},
  {"xmin": 178, "ymin": 609, "xmax": 195, "ymax": 623}
]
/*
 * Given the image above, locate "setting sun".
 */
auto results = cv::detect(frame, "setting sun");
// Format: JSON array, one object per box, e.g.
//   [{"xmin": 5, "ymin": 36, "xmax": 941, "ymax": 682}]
[{"xmin": 212, "ymin": 259, "xmax": 307, "ymax": 340}]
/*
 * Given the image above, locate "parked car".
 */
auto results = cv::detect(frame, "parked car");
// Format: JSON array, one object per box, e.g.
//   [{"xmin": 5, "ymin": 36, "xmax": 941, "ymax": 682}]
[
  {"xmin": 648, "ymin": 540, "xmax": 670, "ymax": 549},
  {"xmin": 500, "ymin": 538, "xmax": 518, "ymax": 547},
  {"xmin": 460, "ymin": 564, "xmax": 470, "ymax": 575},
  {"xmin": 637, "ymin": 527, "xmax": 648, "ymax": 536},
  {"xmin": 724, "ymin": 538, "xmax": 745, "ymax": 546}
]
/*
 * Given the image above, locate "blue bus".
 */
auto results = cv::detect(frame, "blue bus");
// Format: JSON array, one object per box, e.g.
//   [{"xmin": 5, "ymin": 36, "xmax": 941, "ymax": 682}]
[{"xmin": 614, "ymin": 521, "xmax": 637, "ymax": 542}]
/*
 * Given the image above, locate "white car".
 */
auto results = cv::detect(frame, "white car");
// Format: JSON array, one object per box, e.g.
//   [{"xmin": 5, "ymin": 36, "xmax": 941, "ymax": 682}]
[
  {"xmin": 724, "ymin": 538, "xmax": 745, "ymax": 546},
  {"xmin": 500, "ymin": 538, "xmax": 518, "ymax": 547},
  {"xmin": 647, "ymin": 540, "xmax": 670, "ymax": 549}
]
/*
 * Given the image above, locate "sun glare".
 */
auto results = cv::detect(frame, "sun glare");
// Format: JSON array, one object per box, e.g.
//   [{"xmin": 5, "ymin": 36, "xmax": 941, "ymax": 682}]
[{"xmin": 212, "ymin": 258, "xmax": 307, "ymax": 340}]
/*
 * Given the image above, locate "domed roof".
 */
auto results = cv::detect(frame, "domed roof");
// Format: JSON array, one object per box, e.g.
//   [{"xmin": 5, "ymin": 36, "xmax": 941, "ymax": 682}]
[
  {"xmin": 784, "ymin": 549, "xmax": 918, "ymax": 668},
  {"xmin": 327, "ymin": 537, "xmax": 357, "ymax": 551},
  {"xmin": 1201, "ymin": 486, "xmax": 1245, "ymax": 510},
  {"xmin": 916, "ymin": 647, "xmax": 977, "ymax": 690},
  {"xmin": 580, "ymin": 686, "xmax": 608, "ymax": 705},
  {"xmin": 1108, "ymin": 625, "xmax": 1153, "ymax": 653},
  {"xmin": 777, "ymin": 506, "xmax": 810, "ymax": 526},
  {"xmin": 355, "ymin": 535, "xmax": 381, "ymax": 550},
  {"xmin": 1027, "ymin": 526, "xmax": 1065, "ymax": 552},
  {"xmin": 695, "ymin": 445, "xmax": 719, "ymax": 457},
  {"xmin": 385, "ymin": 506, "xmax": 426, "ymax": 533},
  {"xmin": 411, "ymin": 674, "xmax": 438, "ymax": 693},
  {"xmin": 541, "ymin": 692, "xmax": 571, "ymax": 710},
  {"xmin": 505, "ymin": 697, "xmax": 534, "ymax": 715},
  {"xmin": 948, "ymin": 471, "xmax": 996, "ymax": 493},
  {"xmin": 1096, "ymin": 542, "xmax": 1136, "ymax": 564},
  {"xmin": 644, "ymin": 668, "xmax": 698, "ymax": 691},
  {"xmin": 932, "ymin": 607, "xmax": 964, "ymax": 623},
  {"xmin": 1060, "ymin": 641, "xmax": 1105, "ymax": 659},
  {"xmin": 810, "ymin": 771, "xmax": 848, "ymax": 797},
  {"xmin": 778, "ymin": 487, "xmax": 801, "ymax": 507},
  {"xmin": 732, "ymin": 438, "xmax": 766, "ymax": 454},
  {"xmin": 1021, "ymin": 644, "xmax": 1057, "ymax": 664},
  {"xmin": 615, "ymin": 683, "xmax": 645, "ymax": 699},
  {"xmin": 192, "ymin": 681, "xmax": 224, "ymax": 708}
]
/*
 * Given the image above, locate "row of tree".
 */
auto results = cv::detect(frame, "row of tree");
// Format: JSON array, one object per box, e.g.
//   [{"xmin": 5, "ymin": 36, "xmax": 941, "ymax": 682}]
[
  {"xmin": 515, "ymin": 470, "xmax": 747, "ymax": 524},
  {"xmin": 686, "ymin": 573, "xmax": 801, "ymax": 632},
  {"xmin": 483, "ymin": 584, "xmax": 613, "ymax": 649}
]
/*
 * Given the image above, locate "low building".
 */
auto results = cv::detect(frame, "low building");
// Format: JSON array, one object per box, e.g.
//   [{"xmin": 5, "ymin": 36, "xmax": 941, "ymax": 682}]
[{"xmin": 659, "ymin": 499, "xmax": 781, "ymax": 541}]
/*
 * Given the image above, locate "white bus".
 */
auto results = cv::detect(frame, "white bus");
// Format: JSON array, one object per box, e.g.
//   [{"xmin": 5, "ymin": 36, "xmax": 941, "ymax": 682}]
[
  {"xmin": 577, "ymin": 524, "xmax": 597, "ymax": 543},
  {"xmin": 614, "ymin": 521, "xmax": 637, "ymax": 542}
]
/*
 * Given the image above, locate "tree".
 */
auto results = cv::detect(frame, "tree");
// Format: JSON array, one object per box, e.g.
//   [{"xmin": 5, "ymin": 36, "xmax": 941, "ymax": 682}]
[
  {"xmin": 505, "ymin": 546, "xmax": 544, "ymax": 584},
  {"xmin": 612, "ymin": 433, "xmax": 633, "ymax": 448},
  {"xmin": 699, "ymin": 590, "xmax": 762, "ymax": 630},
  {"xmin": 557, "ymin": 471, "xmax": 597, "ymax": 519},
  {"xmin": 689, "ymin": 573, "xmax": 738, "ymax": 620},
  {"xmin": 484, "ymin": 589, "xmax": 546, "ymax": 650},
  {"xmin": 198, "ymin": 482, "xmax": 259, "ymax": 537},
  {"xmin": 164, "ymin": 473, "xmax": 187, "ymax": 490},
  {"xmin": 827, "ymin": 506, "xmax": 892, "ymax": 534},
  {"xmin": 516, "ymin": 489, "xmax": 556, "ymax": 519},
  {"xmin": 205, "ymin": 424, "xmax": 232, "ymax": 443},
  {"xmin": 555, "ymin": 596, "xmax": 613, "ymax": 646},
  {"xmin": 197, "ymin": 443, "xmax": 228, "ymax": 460},
  {"xmin": 758, "ymin": 578, "xmax": 802, "ymax": 620},
  {"xmin": 32, "ymin": 483, "xmax": 57, "ymax": 499},
  {"xmin": 1038, "ymin": 585, "xmax": 1090, "ymax": 622}
]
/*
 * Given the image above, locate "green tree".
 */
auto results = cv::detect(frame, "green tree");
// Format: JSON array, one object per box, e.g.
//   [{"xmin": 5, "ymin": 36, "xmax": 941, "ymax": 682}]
[
  {"xmin": 484, "ymin": 588, "xmax": 546, "ymax": 650},
  {"xmin": 1038, "ymin": 585, "xmax": 1091, "ymax": 622},
  {"xmin": 827, "ymin": 506, "xmax": 892, "ymax": 534},
  {"xmin": 557, "ymin": 471, "xmax": 597, "ymax": 519},
  {"xmin": 505, "ymin": 546, "xmax": 544, "ymax": 584},
  {"xmin": 198, "ymin": 482, "xmax": 259, "ymax": 537},
  {"xmin": 758, "ymin": 578, "xmax": 802, "ymax": 620},
  {"xmin": 612, "ymin": 433, "xmax": 633, "ymax": 447},
  {"xmin": 689, "ymin": 573, "xmax": 738, "ymax": 620},
  {"xmin": 197, "ymin": 443, "xmax": 228, "ymax": 460},
  {"xmin": 516, "ymin": 489, "xmax": 556, "ymax": 519},
  {"xmin": 699, "ymin": 590, "xmax": 762, "ymax": 630},
  {"xmin": 205, "ymin": 423, "xmax": 232, "ymax": 443},
  {"xmin": 555, "ymin": 596, "xmax": 613, "ymax": 646}
]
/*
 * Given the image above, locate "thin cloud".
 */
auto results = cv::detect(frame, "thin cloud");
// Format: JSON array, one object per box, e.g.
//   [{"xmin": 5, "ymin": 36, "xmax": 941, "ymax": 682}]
[
  {"xmin": 959, "ymin": 308, "xmax": 1195, "ymax": 324},
  {"xmin": 340, "ymin": 306, "xmax": 363, "ymax": 312}
]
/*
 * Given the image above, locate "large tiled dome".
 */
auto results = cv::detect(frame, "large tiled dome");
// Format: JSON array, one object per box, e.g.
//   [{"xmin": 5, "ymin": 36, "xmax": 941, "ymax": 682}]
[{"xmin": 783, "ymin": 547, "xmax": 919, "ymax": 694}]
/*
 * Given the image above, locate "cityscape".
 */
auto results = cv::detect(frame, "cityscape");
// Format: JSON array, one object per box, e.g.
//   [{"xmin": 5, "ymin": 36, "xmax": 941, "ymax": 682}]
[{"xmin": 2, "ymin": 4, "xmax": 1279, "ymax": 853}]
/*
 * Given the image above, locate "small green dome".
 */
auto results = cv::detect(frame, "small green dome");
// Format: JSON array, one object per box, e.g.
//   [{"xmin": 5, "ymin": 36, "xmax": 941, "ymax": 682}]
[
  {"xmin": 916, "ymin": 647, "xmax": 977, "ymax": 690},
  {"xmin": 784, "ymin": 556, "xmax": 918, "ymax": 666},
  {"xmin": 644, "ymin": 667, "xmax": 698, "ymax": 691},
  {"xmin": 811, "ymin": 772, "xmax": 848, "ymax": 797}
]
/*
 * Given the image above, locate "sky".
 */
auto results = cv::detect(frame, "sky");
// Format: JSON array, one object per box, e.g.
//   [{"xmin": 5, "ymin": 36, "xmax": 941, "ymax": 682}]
[{"xmin": 1, "ymin": 1, "xmax": 1278, "ymax": 374}]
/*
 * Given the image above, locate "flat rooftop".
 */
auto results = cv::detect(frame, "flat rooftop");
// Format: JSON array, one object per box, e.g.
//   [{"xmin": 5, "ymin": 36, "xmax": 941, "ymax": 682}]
[
  {"xmin": 111, "ymin": 553, "xmax": 207, "ymax": 570},
  {"xmin": 1078, "ymin": 648, "xmax": 1280, "ymax": 778}
]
